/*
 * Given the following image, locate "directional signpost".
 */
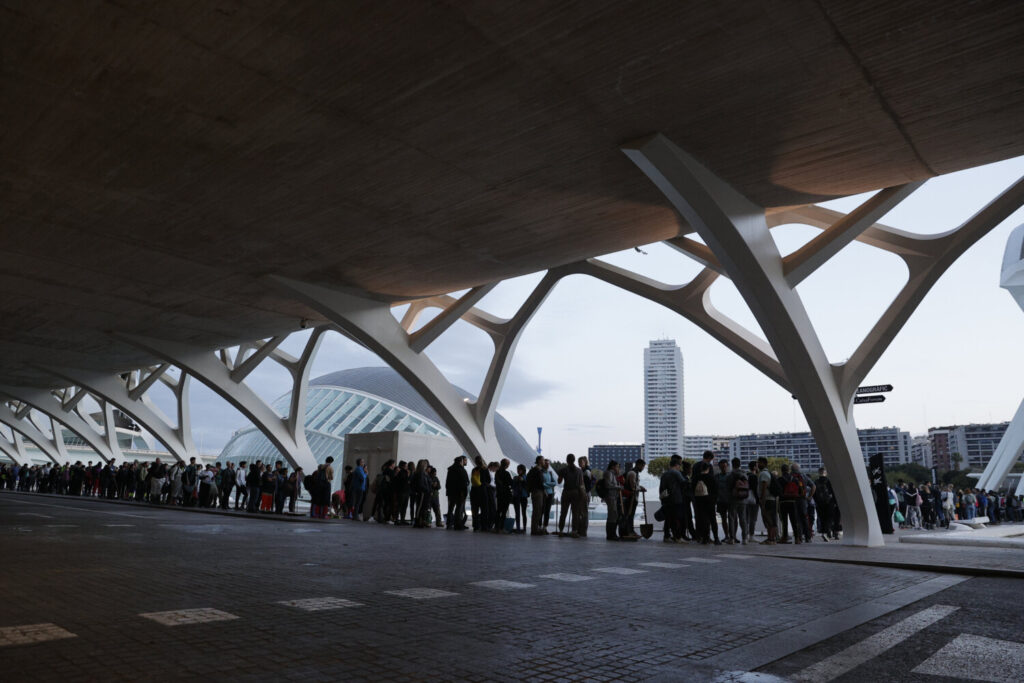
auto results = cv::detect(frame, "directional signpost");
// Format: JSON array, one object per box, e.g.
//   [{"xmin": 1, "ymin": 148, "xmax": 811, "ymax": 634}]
[
  {"xmin": 855, "ymin": 384, "xmax": 892, "ymax": 405},
  {"xmin": 856, "ymin": 384, "xmax": 893, "ymax": 395}
]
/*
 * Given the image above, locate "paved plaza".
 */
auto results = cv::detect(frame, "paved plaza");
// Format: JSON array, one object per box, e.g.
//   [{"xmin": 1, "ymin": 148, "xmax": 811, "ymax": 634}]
[{"xmin": 1, "ymin": 492, "xmax": 1021, "ymax": 682}]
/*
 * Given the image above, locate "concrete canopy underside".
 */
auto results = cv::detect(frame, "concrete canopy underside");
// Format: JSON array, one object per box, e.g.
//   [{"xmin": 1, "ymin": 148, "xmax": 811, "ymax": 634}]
[{"xmin": 3, "ymin": 0, "xmax": 1024, "ymax": 387}]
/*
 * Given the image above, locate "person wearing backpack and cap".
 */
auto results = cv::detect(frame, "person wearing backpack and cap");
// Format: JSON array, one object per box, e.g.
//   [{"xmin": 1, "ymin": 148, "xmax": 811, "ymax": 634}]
[{"xmin": 777, "ymin": 463, "xmax": 804, "ymax": 544}]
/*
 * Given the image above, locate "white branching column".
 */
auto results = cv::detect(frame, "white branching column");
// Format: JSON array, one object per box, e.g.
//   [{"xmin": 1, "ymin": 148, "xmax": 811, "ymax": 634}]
[
  {"xmin": 113, "ymin": 328, "xmax": 328, "ymax": 475},
  {"xmin": 0, "ymin": 401, "xmax": 64, "ymax": 464},
  {"xmin": 621, "ymin": 133, "xmax": 1024, "ymax": 546},
  {"xmin": 271, "ymin": 276, "xmax": 563, "ymax": 467},
  {"xmin": 976, "ymin": 224, "xmax": 1024, "ymax": 495}
]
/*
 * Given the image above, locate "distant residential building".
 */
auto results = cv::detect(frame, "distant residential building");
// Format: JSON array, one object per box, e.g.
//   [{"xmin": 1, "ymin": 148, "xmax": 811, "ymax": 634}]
[
  {"xmin": 729, "ymin": 426, "xmax": 911, "ymax": 471},
  {"xmin": 712, "ymin": 437, "xmax": 733, "ymax": 460},
  {"xmin": 910, "ymin": 436, "xmax": 932, "ymax": 468},
  {"xmin": 928, "ymin": 428, "xmax": 952, "ymax": 470},
  {"xmin": 644, "ymin": 339, "xmax": 684, "ymax": 461},
  {"xmin": 682, "ymin": 435, "xmax": 713, "ymax": 460},
  {"xmin": 945, "ymin": 422, "xmax": 1010, "ymax": 470},
  {"xmin": 587, "ymin": 444, "xmax": 644, "ymax": 472}
]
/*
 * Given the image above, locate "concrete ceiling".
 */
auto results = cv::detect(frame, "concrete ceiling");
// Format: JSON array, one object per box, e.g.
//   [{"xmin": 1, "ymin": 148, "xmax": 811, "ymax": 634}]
[{"xmin": 2, "ymin": 0, "xmax": 1024, "ymax": 387}]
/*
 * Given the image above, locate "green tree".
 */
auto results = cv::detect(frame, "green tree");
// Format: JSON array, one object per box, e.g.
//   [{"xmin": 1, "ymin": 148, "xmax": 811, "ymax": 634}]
[
  {"xmin": 764, "ymin": 456, "xmax": 792, "ymax": 473},
  {"xmin": 951, "ymin": 452, "xmax": 963, "ymax": 470},
  {"xmin": 647, "ymin": 456, "xmax": 672, "ymax": 479}
]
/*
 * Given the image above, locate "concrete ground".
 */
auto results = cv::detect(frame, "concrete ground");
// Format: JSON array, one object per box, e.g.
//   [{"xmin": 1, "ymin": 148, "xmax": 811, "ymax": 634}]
[{"xmin": 0, "ymin": 491, "xmax": 1021, "ymax": 682}]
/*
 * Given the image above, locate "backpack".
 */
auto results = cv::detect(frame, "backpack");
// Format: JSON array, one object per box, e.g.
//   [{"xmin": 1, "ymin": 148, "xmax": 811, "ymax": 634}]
[
  {"xmin": 694, "ymin": 479, "xmax": 708, "ymax": 497},
  {"xmin": 595, "ymin": 476, "xmax": 609, "ymax": 498},
  {"xmin": 732, "ymin": 473, "xmax": 750, "ymax": 500},
  {"xmin": 781, "ymin": 474, "xmax": 804, "ymax": 500},
  {"xmin": 768, "ymin": 474, "xmax": 783, "ymax": 498}
]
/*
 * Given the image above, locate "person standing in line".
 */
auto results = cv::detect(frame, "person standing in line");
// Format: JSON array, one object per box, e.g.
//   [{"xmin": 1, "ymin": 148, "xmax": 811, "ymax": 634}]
[
  {"xmin": 428, "ymin": 466, "xmax": 443, "ymax": 528},
  {"xmin": 541, "ymin": 459, "xmax": 557, "ymax": 532},
  {"xmin": 288, "ymin": 467, "xmax": 302, "ymax": 513},
  {"xmin": 791, "ymin": 462, "xmax": 814, "ymax": 542},
  {"xmin": 692, "ymin": 451, "xmax": 719, "ymax": 544},
  {"xmin": 814, "ymin": 467, "xmax": 837, "ymax": 541},
  {"xmin": 578, "ymin": 456, "xmax": 593, "ymax": 537},
  {"xmin": 660, "ymin": 454, "xmax": 686, "ymax": 543},
  {"xmin": 274, "ymin": 467, "xmax": 289, "ymax": 514},
  {"xmin": 412, "ymin": 460, "xmax": 432, "ymax": 528},
  {"xmin": 744, "ymin": 461, "xmax": 760, "ymax": 541},
  {"xmin": 219, "ymin": 462, "xmax": 235, "ymax": 510},
  {"xmin": 469, "ymin": 456, "xmax": 485, "ymax": 530},
  {"xmin": 757, "ymin": 457, "xmax": 778, "ymax": 544},
  {"xmin": 246, "ymin": 462, "xmax": 262, "ymax": 513},
  {"xmin": 777, "ymin": 464, "xmax": 803, "ymax": 543},
  {"xmin": 527, "ymin": 456, "xmax": 547, "ymax": 535},
  {"xmin": 726, "ymin": 457, "xmax": 750, "ymax": 545},
  {"xmin": 394, "ymin": 461, "xmax": 411, "ymax": 525},
  {"xmin": 715, "ymin": 458, "xmax": 733, "ymax": 542},
  {"xmin": 495, "ymin": 459, "xmax": 514, "ymax": 533},
  {"xmin": 905, "ymin": 481, "xmax": 922, "ymax": 530},
  {"xmin": 233, "ymin": 461, "xmax": 247, "ymax": 510},
  {"xmin": 347, "ymin": 458, "xmax": 367, "ymax": 520},
  {"xmin": 602, "ymin": 460, "xmax": 626, "ymax": 541},
  {"xmin": 556, "ymin": 454, "xmax": 584, "ymax": 538},
  {"xmin": 485, "ymin": 461, "xmax": 499, "ymax": 531},
  {"xmin": 620, "ymin": 459, "xmax": 646, "ymax": 539},
  {"xmin": 512, "ymin": 463, "xmax": 529, "ymax": 534},
  {"xmin": 445, "ymin": 455, "xmax": 469, "ymax": 530}
]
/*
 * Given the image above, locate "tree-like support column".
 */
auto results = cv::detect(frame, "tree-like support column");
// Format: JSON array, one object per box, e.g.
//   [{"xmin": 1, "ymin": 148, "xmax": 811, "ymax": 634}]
[
  {"xmin": 113, "ymin": 329, "xmax": 327, "ymax": 475},
  {"xmin": 976, "ymin": 224, "xmax": 1024, "ymax": 495},
  {"xmin": 270, "ymin": 277, "xmax": 561, "ymax": 466},
  {"xmin": 0, "ymin": 387, "xmax": 124, "ymax": 464},
  {"xmin": 0, "ymin": 401, "xmax": 64, "ymax": 464},
  {"xmin": 621, "ymin": 133, "xmax": 1024, "ymax": 546}
]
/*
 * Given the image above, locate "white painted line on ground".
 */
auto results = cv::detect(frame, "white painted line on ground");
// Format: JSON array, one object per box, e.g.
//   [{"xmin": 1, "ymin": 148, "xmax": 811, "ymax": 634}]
[
  {"xmin": 45, "ymin": 524, "xmax": 78, "ymax": 528},
  {"xmin": 278, "ymin": 597, "xmax": 363, "ymax": 611},
  {"xmin": 789, "ymin": 604, "xmax": 959, "ymax": 683},
  {"xmin": 640, "ymin": 562, "xmax": 690, "ymax": 569},
  {"xmin": 592, "ymin": 567, "xmax": 648, "ymax": 575},
  {"xmin": 677, "ymin": 557, "xmax": 721, "ymax": 564},
  {"xmin": 385, "ymin": 588, "xmax": 458, "ymax": 600},
  {"xmin": 139, "ymin": 608, "xmax": 240, "ymax": 626},
  {"xmin": 715, "ymin": 553, "xmax": 755, "ymax": 559},
  {"xmin": 105, "ymin": 523, "xmax": 135, "ymax": 527},
  {"xmin": 470, "ymin": 580, "xmax": 535, "ymax": 590},
  {"xmin": 913, "ymin": 634, "xmax": 1024, "ymax": 683},
  {"xmin": 291, "ymin": 528, "xmax": 321, "ymax": 533},
  {"xmin": 17, "ymin": 512, "xmax": 53, "ymax": 518},
  {"xmin": 0, "ymin": 623, "xmax": 76, "ymax": 647},
  {"xmin": 539, "ymin": 573, "xmax": 595, "ymax": 582},
  {"xmin": 4, "ymin": 499, "xmax": 147, "ymax": 518}
]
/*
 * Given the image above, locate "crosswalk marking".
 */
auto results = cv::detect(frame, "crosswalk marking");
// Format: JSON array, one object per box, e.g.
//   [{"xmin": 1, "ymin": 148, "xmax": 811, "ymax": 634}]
[
  {"xmin": 789, "ymin": 604, "xmax": 959, "ymax": 683},
  {"xmin": 912, "ymin": 634, "xmax": 1024, "ymax": 683},
  {"xmin": 139, "ymin": 608, "xmax": 239, "ymax": 626},
  {"xmin": 539, "ymin": 573, "xmax": 594, "ymax": 582},
  {"xmin": 0, "ymin": 623, "xmax": 76, "ymax": 647},
  {"xmin": 470, "ymin": 580, "xmax": 535, "ymax": 590},
  {"xmin": 385, "ymin": 588, "xmax": 458, "ymax": 599},
  {"xmin": 278, "ymin": 597, "xmax": 362, "ymax": 611},
  {"xmin": 592, "ymin": 567, "xmax": 647, "ymax": 575},
  {"xmin": 676, "ymin": 557, "xmax": 720, "ymax": 564},
  {"xmin": 640, "ymin": 562, "xmax": 690, "ymax": 569}
]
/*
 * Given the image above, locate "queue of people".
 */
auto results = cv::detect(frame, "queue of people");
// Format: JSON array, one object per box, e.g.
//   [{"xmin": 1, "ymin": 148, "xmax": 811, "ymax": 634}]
[
  {"xmin": 886, "ymin": 480, "xmax": 1023, "ymax": 529},
  {"xmin": 0, "ymin": 458, "xmax": 308, "ymax": 515},
  {"xmin": 653, "ymin": 451, "xmax": 839, "ymax": 545}
]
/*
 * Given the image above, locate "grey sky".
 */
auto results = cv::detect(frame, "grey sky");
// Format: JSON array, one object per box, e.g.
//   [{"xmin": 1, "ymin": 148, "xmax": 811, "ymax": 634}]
[{"xmin": 165, "ymin": 156, "xmax": 1024, "ymax": 461}]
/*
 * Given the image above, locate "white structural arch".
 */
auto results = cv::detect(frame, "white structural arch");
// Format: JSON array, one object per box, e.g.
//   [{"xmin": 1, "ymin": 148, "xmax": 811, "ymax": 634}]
[
  {"xmin": 267, "ymin": 135, "xmax": 1024, "ymax": 546},
  {"xmin": 0, "ymin": 401, "xmax": 64, "ymax": 464},
  {"xmin": 0, "ymin": 386, "xmax": 124, "ymax": 464},
  {"xmin": 976, "ymin": 224, "xmax": 1024, "ymax": 495},
  {"xmin": 112, "ymin": 328, "xmax": 327, "ymax": 475}
]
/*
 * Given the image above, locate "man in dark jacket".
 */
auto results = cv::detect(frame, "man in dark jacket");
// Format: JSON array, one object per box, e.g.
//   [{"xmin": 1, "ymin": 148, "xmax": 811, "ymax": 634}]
[{"xmin": 445, "ymin": 456, "xmax": 469, "ymax": 530}]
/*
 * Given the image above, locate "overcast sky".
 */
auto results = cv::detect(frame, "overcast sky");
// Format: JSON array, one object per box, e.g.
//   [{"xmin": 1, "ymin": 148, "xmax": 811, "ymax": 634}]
[{"xmin": 158, "ymin": 156, "xmax": 1024, "ymax": 460}]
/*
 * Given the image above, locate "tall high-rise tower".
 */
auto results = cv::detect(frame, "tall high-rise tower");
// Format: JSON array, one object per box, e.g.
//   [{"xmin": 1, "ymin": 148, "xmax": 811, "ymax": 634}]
[{"xmin": 644, "ymin": 339, "xmax": 684, "ymax": 460}]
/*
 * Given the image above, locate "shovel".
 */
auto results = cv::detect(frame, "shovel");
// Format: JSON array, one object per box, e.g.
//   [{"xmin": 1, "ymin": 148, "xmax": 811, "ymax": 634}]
[{"xmin": 640, "ymin": 490, "xmax": 654, "ymax": 539}]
